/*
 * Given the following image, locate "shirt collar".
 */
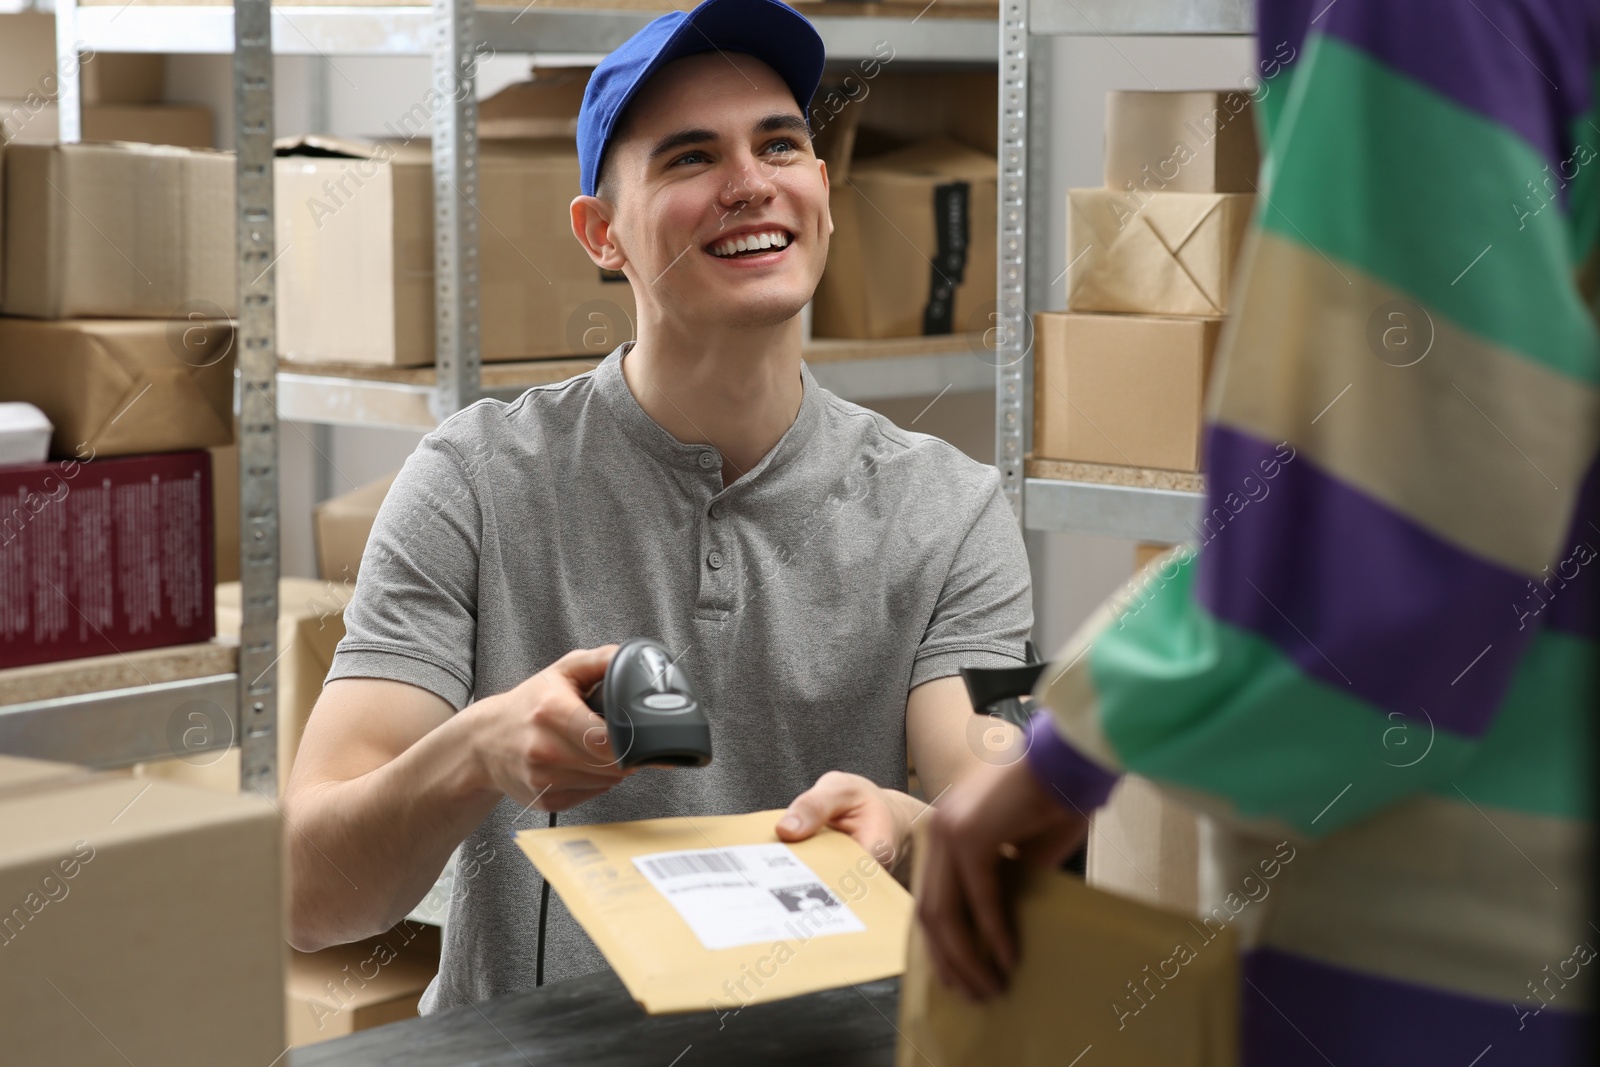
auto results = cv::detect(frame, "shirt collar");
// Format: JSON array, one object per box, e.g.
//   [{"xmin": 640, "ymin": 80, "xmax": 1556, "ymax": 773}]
[{"xmin": 594, "ymin": 342, "xmax": 823, "ymax": 484}]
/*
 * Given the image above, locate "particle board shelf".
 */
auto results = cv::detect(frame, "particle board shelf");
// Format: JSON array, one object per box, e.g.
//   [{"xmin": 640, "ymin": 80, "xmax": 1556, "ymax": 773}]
[
  {"xmin": 1023, "ymin": 458, "xmax": 1206, "ymax": 543},
  {"xmin": 0, "ymin": 639, "xmax": 239, "ymax": 707},
  {"xmin": 277, "ymin": 335, "xmax": 994, "ymax": 429},
  {"xmin": 1026, "ymin": 456, "xmax": 1205, "ymax": 494},
  {"xmin": 0, "ymin": 640, "xmax": 241, "ymax": 770}
]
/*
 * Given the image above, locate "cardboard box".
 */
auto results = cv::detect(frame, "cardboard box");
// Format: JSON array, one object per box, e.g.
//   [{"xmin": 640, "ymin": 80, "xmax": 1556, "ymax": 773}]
[
  {"xmin": 1104, "ymin": 89, "xmax": 1260, "ymax": 195},
  {"xmin": 82, "ymin": 54, "xmax": 169, "ymax": 105},
  {"xmin": 1134, "ymin": 541, "xmax": 1175, "ymax": 572},
  {"xmin": 2, "ymin": 141, "xmax": 236, "ymax": 319},
  {"xmin": 0, "ymin": 17, "xmax": 165, "ymax": 103},
  {"xmin": 2, "ymin": 103, "xmax": 212, "ymax": 148},
  {"xmin": 898, "ymin": 849, "xmax": 1237, "ymax": 1066},
  {"xmin": 1033, "ymin": 311, "xmax": 1222, "ymax": 472},
  {"xmin": 0, "ymin": 757, "xmax": 285, "ymax": 1066},
  {"xmin": 314, "ymin": 471, "xmax": 398, "ymax": 582},
  {"xmin": 479, "ymin": 67, "xmax": 590, "ymax": 140},
  {"xmin": 0, "ymin": 12, "xmax": 55, "ymax": 101},
  {"xmin": 0, "ymin": 451, "xmax": 215, "ymax": 669},
  {"xmin": 1067, "ymin": 188, "xmax": 1252, "ymax": 317},
  {"xmin": 137, "ymin": 578, "xmax": 354, "ymax": 794},
  {"xmin": 1087, "ymin": 775, "xmax": 1201, "ymax": 915},
  {"xmin": 211, "ymin": 442, "xmax": 239, "ymax": 583},
  {"xmin": 814, "ymin": 136, "xmax": 996, "ymax": 339},
  {"xmin": 286, "ymin": 922, "xmax": 440, "ymax": 1046},
  {"xmin": 516, "ymin": 810, "xmax": 912, "ymax": 1014},
  {"xmin": 0, "ymin": 317, "xmax": 235, "ymax": 458},
  {"xmin": 274, "ymin": 135, "xmax": 636, "ymax": 365}
]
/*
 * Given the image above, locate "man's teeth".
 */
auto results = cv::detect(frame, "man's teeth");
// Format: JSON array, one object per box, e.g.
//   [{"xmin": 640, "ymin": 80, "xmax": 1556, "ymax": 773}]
[{"xmin": 710, "ymin": 231, "xmax": 790, "ymax": 257}]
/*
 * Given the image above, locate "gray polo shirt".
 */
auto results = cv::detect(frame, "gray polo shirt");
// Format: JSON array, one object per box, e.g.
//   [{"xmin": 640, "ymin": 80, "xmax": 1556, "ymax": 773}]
[{"xmin": 327, "ymin": 344, "xmax": 1032, "ymax": 1012}]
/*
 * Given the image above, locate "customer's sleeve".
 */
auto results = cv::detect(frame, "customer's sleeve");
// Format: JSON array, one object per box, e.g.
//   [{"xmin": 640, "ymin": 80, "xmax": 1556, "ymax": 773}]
[
  {"xmin": 909, "ymin": 470, "xmax": 1034, "ymax": 691},
  {"xmin": 1029, "ymin": 0, "xmax": 1600, "ymax": 838},
  {"xmin": 325, "ymin": 435, "xmax": 483, "ymax": 711}
]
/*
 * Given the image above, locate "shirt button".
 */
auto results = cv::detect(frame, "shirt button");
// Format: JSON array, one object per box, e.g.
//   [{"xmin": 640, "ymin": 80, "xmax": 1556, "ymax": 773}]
[
  {"xmin": 709, "ymin": 501, "xmax": 724, "ymax": 519},
  {"xmin": 706, "ymin": 550, "xmax": 724, "ymax": 570},
  {"xmin": 698, "ymin": 451, "xmax": 718, "ymax": 470}
]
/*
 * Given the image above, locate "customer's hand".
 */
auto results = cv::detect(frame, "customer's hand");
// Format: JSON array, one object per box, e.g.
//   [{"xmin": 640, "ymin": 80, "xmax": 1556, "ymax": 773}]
[
  {"xmin": 464, "ymin": 644, "xmax": 636, "ymax": 813},
  {"xmin": 915, "ymin": 758, "xmax": 1087, "ymax": 1001},
  {"xmin": 776, "ymin": 771, "xmax": 922, "ymax": 875}
]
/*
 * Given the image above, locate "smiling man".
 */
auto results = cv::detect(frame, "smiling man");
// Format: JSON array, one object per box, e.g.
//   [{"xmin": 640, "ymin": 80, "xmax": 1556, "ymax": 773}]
[{"xmin": 282, "ymin": 0, "xmax": 1032, "ymax": 1013}]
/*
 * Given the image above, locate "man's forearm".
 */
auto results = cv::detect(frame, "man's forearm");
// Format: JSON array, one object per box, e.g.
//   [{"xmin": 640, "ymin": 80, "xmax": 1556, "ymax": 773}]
[{"xmin": 285, "ymin": 703, "xmax": 500, "ymax": 952}]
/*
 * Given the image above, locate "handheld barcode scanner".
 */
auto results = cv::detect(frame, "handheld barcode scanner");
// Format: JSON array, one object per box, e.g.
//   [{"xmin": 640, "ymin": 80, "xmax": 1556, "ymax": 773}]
[
  {"xmin": 958, "ymin": 640, "xmax": 1047, "ymax": 730},
  {"xmin": 959, "ymin": 641, "xmax": 1088, "ymax": 877},
  {"xmin": 584, "ymin": 638, "xmax": 713, "ymax": 769}
]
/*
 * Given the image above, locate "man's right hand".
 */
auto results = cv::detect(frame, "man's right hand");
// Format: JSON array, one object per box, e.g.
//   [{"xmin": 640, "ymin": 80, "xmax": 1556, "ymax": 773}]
[{"xmin": 464, "ymin": 644, "xmax": 636, "ymax": 813}]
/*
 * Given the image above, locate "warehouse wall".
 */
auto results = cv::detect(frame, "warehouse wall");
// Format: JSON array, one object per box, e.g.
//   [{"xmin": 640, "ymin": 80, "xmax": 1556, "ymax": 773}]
[{"xmin": 169, "ymin": 32, "xmax": 1255, "ymax": 658}]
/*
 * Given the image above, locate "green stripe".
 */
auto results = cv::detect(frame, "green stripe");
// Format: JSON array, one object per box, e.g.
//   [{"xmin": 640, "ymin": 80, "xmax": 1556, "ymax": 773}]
[
  {"xmin": 1443, "ymin": 628, "xmax": 1595, "ymax": 818},
  {"xmin": 1088, "ymin": 560, "xmax": 1592, "ymax": 833},
  {"xmin": 1566, "ymin": 71, "xmax": 1600, "ymax": 267},
  {"xmin": 1259, "ymin": 34, "xmax": 1598, "ymax": 384}
]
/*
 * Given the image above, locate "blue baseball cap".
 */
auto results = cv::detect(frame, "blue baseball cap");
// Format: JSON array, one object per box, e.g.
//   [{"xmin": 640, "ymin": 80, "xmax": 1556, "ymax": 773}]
[{"xmin": 577, "ymin": 0, "xmax": 827, "ymax": 198}]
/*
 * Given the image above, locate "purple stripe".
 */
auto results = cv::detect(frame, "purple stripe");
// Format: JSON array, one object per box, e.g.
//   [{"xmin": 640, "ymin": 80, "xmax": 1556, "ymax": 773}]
[
  {"xmin": 1317, "ymin": 0, "xmax": 1599, "ymax": 190},
  {"xmin": 1544, "ymin": 454, "xmax": 1599, "ymax": 639},
  {"xmin": 1243, "ymin": 947, "xmax": 1589, "ymax": 1066},
  {"xmin": 1196, "ymin": 426, "xmax": 1534, "ymax": 737},
  {"xmin": 1024, "ymin": 709, "xmax": 1120, "ymax": 814}
]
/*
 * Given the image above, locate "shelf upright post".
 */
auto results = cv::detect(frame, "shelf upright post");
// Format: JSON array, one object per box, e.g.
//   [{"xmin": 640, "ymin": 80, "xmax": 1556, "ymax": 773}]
[
  {"xmin": 54, "ymin": 0, "xmax": 80, "ymax": 143},
  {"xmin": 235, "ymin": 0, "xmax": 281, "ymax": 797},
  {"xmin": 995, "ymin": 1, "xmax": 1032, "ymax": 521},
  {"xmin": 431, "ymin": 0, "xmax": 483, "ymax": 420}
]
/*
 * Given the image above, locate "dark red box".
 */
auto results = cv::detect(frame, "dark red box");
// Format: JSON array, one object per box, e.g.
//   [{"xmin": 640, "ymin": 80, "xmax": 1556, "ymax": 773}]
[{"xmin": 0, "ymin": 451, "xmax": 214, "ymax": 670}]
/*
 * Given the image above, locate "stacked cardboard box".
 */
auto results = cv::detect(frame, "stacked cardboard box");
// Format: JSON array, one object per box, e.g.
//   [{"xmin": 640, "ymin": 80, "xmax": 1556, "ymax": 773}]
[
  {"xmin": 1035, "ymin": 90, "xmax": 1259, "ymax": 473},
  {"xmin": 0, "ymin": 755, "xmax": 285, "ymax": 1065},
  {"xmin": 812, "ymin": 70, "xmax": 998, "ymax": 340},
  {"xmin": 0, "ymin": 13, "xmax": 212, "ymax": 149},
  {"xmin": 0, "ymin": 140, "xmax": 237, "ymax": 667},
  {"xmin": 274, "ymin": 69, "xmax": 637, "ymax": 366}
]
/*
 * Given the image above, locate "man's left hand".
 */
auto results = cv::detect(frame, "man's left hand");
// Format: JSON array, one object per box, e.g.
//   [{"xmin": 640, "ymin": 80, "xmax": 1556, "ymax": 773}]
[{"xmin": 776, "ymin": 770, "xmax": 923, "ymax": 875}]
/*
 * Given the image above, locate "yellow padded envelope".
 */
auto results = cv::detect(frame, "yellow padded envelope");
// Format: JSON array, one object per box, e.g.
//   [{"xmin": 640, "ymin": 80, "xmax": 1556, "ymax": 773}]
[{"xmin": 516, "ymin": 810, "xmax": 912, "ymax": 1015}]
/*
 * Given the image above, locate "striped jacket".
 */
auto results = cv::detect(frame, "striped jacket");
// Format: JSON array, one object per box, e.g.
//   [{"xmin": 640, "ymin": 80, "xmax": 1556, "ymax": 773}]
[{"xmin": 1026, "ymin": 1, "xmax": 1598, "ymax": 1062}]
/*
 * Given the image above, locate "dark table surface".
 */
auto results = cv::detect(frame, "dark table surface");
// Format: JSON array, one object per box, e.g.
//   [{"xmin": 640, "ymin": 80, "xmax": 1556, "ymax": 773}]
[{"xmin": 290, "ymin": 972, "xmax": 903, "ymax": 1067}]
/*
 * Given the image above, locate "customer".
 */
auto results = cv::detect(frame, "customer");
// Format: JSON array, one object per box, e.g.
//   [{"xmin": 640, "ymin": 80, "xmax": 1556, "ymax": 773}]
[
  {"xmin": 916, "ymin": 0, "xmax": 1598, "ymax": 1063},
  {"xmin": 283, "ymin": 0, "xmax": 1032, "ymax": 1014}
]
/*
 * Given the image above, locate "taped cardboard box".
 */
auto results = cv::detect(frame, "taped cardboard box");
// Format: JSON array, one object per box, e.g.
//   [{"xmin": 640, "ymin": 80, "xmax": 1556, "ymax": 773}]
[
  {"xmin": 274, "ymin": 135, "xmax": 635, "ymax": 365},
  {"xmin": 1067, "ymin": 189, "xmax": 1252, "ymax": 317},
  {"xmin": 287, "ymin": 922, "xmax": 440, "ymax": 1046},
  {"xmin": 0, "ymin": 317, "xmax": 234, "ymax": 458},
  {"xmin": 1, "ymin": 101, "xmax": 212, "ymax": 148},
  {"xmin": 0, "ymin": 451, "xmax": 215, "ymax": 669},
  {"xmin": 479, "ymin": 67, "xmax": 590, "ymax": 140},
  {"xmin": 897, "ymin": 852, "xmax": 1237, "ymax": 1067},
  {"xmin": 0, "ymin": 12, "xmax": 55, "ymax": 101},
  {"xmin": 1104, "ymin": 89, "xmax": 1260, "ymax": 195},
  {"xmin": 1033, "ymin": 311, "xmax": 1222, "ymax": 472},
  {"xmin": 516, "ymin": 810, "xmax": 912, "ymax": 1015},
  {"xmin": 0, "ymin": 756, "xmax": 285, "ymax": 1067},
  {"xmin": 314, "ymin": 471, "xmax": 398, "ymax": 582},
  {"xmin": 136, "ymin": 577, "xmax": 354, "ymax": 794},
  {"xmin": 814, "ymin": 136, "xmax": 996, "ymax": 339},
  {"xmin": 2, "ymin": 141, "xmax": 236, "ymax": 318}
]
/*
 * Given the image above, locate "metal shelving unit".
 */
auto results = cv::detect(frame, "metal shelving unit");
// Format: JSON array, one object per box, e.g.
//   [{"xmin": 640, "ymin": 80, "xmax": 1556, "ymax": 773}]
[
  {"xmin": 995, "ymin": 0, "xmax": 1254, "ymax": 539},
  {"xmin": 58, "ymin": 0, "xmax": 1000, "ymax": 421},
  {"xmin": 1, "ymin": 2, "xmax": 1002, "ymax": 777}
]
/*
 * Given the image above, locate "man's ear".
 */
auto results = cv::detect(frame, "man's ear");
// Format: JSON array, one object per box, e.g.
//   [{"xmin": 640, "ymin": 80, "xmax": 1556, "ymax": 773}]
[
  {"xmin": 571, "ymin": 195, "xmax": 627, "ymax": 270},
  {"xmin": 818, "ymin": 158, "xmax": 834, "ymax": 237}
]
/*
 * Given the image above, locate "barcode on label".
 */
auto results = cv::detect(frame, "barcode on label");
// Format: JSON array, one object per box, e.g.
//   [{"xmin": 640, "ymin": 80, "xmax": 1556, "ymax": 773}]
[
  {"xmin": 560, "ymin": 839, "xmax": 603, "ymax": 867},
  {"xmin": 641, "ymin": 851, "xmax": 747, "ymax": 880}
]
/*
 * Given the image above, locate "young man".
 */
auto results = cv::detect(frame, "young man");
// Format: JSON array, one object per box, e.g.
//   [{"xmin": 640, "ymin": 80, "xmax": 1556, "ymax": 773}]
[{"xmin": 283, "ymin": 0, "xmax": 1032, "ymax": 1013}]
